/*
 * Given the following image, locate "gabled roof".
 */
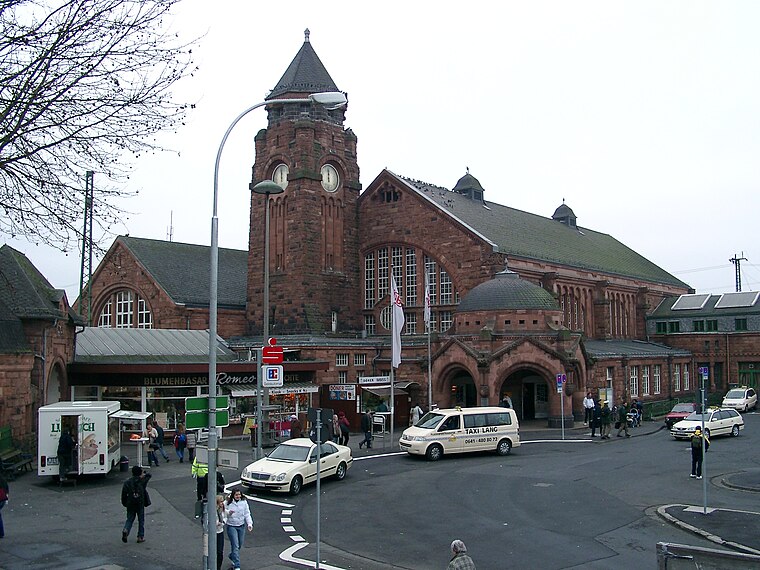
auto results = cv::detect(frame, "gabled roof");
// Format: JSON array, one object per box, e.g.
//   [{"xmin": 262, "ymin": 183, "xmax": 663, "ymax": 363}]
[
  {"xmin": 74, "ymin": 327, "xmax": 237, "ymax": 365},
  {"xmin": 386, "ymin": 171, "xmax": 689, "ymax": 289},
  {"xmin": 268, "ymin": 29, "xmax": 339, "ymax": 99},
  {"xmin": 117, "ymin": 237, "xmax": 247, "ymax": 309}
]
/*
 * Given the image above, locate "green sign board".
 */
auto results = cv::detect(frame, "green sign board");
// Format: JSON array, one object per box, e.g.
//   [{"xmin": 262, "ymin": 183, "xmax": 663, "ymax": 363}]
[
  {"xmin": 185, "ymin": 410, "xmax": 230, "ymax": 429},
  {"xmin": 185, "ymin": 396, "xmax": 229, "ymax": 412}
]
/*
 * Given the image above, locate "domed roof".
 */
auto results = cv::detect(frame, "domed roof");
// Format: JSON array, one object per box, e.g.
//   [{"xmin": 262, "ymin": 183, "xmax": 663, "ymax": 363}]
[
  {"xmin": 457, "ymin": 269, "xmax": 559, "ymax": 312},
  {"xmin": 552, "ymin": 203, "xmax": 576, "ymax": 219},
  {"xmin": 452, "ymin": 172, "xmax": 484, "ymax": 194}
]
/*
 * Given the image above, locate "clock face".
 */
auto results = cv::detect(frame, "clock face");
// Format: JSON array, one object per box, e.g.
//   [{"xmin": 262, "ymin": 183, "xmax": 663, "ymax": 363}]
[
  {"xmin": 320, "ymin": 164, "xmax": 339, "ymax": 192},
  {"xmin": 272, "ymin": 163, "xmax": 289, "ymax": 190}
]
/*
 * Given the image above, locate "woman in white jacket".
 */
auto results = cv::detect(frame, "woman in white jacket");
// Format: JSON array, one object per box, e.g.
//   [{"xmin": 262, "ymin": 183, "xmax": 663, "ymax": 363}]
[{"xmin": 225, "ymin": 488, "xmax": 253, "ymax": 570}]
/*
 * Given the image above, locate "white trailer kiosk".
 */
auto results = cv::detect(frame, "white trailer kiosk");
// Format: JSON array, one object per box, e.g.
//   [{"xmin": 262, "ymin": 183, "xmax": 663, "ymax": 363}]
[{"xmin": 38, "ymin": 401, "xmax": 152, "ymax": 478}]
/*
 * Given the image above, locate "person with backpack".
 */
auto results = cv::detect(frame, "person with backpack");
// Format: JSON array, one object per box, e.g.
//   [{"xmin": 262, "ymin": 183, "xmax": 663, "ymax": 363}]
[
  {"xmin": 690, "ymin": 427, "xmax": 710, "ymax": 479},
  {"xmin": 174, "ymin": 424, "xmax": 187, "ymax": 463},
  {"xmin": 0, "ymin": 472, "xmax": 9, "ymax": 538},
  {"xmin": 57, "ymin": 427, "xmax": 75, "ymax": 481},
  {"xmin": 152, "ymin": 420, "xmax": 170, "ymax": 462},
  {"xmin": 121, "ymin": 466, "xmax": 151, "ymax": 543}
]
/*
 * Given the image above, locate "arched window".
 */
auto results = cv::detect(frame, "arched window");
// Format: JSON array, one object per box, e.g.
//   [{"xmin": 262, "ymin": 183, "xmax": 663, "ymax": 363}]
[{"xmin": 97, "ymin": 289, "xmax": 153, "ymax": 329}]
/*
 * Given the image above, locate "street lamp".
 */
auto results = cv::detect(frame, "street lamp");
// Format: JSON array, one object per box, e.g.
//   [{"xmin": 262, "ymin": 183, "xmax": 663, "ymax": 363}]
[
  {"xmin": 207, "ymin": 91, "xmax": 346, "ymax": 570},
  {"xmin": 250, "ymin": 179, "xmax": 283, "ymax": 459}
]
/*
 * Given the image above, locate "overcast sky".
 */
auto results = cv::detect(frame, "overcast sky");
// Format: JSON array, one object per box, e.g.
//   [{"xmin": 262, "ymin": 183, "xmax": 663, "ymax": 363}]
[{"xmin": 6, "ymin": 1, "xmax": 760, "ymax": 302}]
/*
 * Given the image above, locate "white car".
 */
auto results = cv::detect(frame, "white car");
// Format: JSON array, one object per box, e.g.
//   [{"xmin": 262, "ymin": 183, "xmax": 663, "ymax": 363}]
[
  {"xmin": 721, "ymin": 386, "xmax": 757, "ymax": 412},
  {"xmin": 670, "ymin": 407, "xmax": 744, "ymax": 440},
  {"xmin": 240, "ymin": 438, "xmax": 352, "ymax": 495}
]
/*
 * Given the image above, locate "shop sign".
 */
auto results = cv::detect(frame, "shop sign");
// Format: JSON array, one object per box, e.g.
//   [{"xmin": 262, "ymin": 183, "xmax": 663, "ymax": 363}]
[
  {"xmin": 358, "ymin": 376, "xmax": 390, "ymax": 385},
  {"xmin": 329, "ymin": 384, "xmax": 356, "ymax": 401}
]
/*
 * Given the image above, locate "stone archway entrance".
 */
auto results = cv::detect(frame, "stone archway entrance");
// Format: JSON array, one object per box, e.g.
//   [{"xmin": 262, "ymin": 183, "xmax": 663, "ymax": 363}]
[
  {"xmin": 500, "ymin": 369, "xmax": 550, "ymax": 421},
  {"xmin": 441, "ymin": 368, "xmax": 477, "ymax": 408},
  {"xmin": 46, "ymin": 362, "xmax": 64, "ymax": 404}
]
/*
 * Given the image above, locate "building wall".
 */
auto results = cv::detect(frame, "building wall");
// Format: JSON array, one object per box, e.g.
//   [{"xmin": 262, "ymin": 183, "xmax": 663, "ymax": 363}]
[{"xmin": 0, "ymin": 353, "xmax": 34, "ymax": 440}]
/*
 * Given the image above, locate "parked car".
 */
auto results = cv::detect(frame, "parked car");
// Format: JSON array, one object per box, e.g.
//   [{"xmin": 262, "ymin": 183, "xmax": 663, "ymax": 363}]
[
  {"xmin": 664, "ymin": 402, "xmax": 699, "ymax": 428},
  {"xmin": 240, "ymin": 438, "xmax": 352, "ymax": 495},
  {"xmin": 670, "ymin": 407, "xmax": 744, "ymax": 440},
  {"xmin": 721, "ymin": 386, "xmax": 757, "ymax": 412}
]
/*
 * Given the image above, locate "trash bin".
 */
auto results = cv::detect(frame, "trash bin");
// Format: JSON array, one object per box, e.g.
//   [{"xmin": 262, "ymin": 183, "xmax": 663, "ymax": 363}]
[{"xmin": 119, "ymin": 455, "xmax": 129, "ymax": 473}]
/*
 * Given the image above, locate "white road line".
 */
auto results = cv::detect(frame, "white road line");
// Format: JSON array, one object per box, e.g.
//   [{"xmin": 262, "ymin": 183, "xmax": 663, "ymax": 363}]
[
  {"xmin": 280, "ymin": 541, "xmax": 347, "ymax": 570},
  {"xmin": 521, "ymin": 439, "xmax": 592, "ymax": 444},
  {"xmin": 352, "ymin": 451, "xmax": 406, "ymax": 460}
]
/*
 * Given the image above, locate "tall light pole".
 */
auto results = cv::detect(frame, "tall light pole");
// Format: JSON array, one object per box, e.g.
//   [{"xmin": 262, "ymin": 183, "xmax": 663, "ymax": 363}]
[
  {"xmin": 208, "ymin": 91, "xmax": 346, "ymax": 570},
  {"xmin": 251, "ymin": 179, "xmax": 283, "ymax": 458}
]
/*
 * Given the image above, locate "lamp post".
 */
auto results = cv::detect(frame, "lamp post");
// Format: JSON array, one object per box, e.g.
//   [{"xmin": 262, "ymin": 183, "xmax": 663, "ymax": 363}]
[
  {"xmin": 208, "ymin": 91, "xmax": 346, "ymax": 570},
  {"xmin": 250, "ymin": 179, "xmax": 283, "ymax": 458}
]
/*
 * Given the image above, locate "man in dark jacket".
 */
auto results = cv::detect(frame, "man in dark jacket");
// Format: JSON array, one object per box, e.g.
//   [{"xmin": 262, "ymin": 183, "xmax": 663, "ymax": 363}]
[
  {"xmin": 57, "ymin": 428, "xmax": 75, "ymax": 481},
  {"xmin": 590, "ymin": 401, "xmax": 602, "ymax": 437},
  {"xmin": 600, "ymin": 401, "xmax": 612, "ymax": 439},
  {"xmin": 359, "ymin": 409, "xmax": 373, "ymax": 449},
  {"xmin": 152, "ymin": 420, "xmax": 170, "ymax": 462},
  {"xmin": 616, "ymin": 399, "xmax": 631, "ymax": 438},
  {"xmin": 690, "ymin": 427, "xmax": 710, "ymax": 479},
  {"xmin": 121, "ymin": 466, "xmax": 151, "ymax": 543}
]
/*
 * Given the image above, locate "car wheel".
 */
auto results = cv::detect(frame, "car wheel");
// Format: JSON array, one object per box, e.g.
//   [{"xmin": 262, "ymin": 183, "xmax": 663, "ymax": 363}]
[
  {"xmin": 335, "ymin": 462, "xmax": 347, "ymax": 481},
  {"xmin": 731, "ymin": 425, "xmax": 740, "ymax": 437},
  {"xmin": 496, "ymin": 439, "xmax": 512, "ymax": 456},
  {"xmin": 426, "ymin": 444, "xmax": 443, "ymax": 461},
  {"xmin": 289, "ymin": 475, "xmax": 303, "ymax": 496}
]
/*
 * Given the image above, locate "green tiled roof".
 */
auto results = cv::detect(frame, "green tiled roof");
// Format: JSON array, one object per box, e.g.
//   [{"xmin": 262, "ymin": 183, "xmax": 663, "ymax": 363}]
[
  {"xmin": 396, "ymin": 173, "xmax": 689, "ymax": 289},
  {"xmin": 119, "ymin": 236, "xmax": 247, "ymax": 309},
  {"xmin": 457, "ymin": 270, "xmax": 559, "ymax": 312}
]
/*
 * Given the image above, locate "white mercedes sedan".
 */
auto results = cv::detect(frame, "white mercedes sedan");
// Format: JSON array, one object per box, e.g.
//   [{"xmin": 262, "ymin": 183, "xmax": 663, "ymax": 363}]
[{"xmin": 240, "ymin": 438, "xmax": 352, "ymax": 495}]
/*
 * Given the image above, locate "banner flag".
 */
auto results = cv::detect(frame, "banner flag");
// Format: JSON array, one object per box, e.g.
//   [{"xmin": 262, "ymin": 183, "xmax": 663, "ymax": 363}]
[{"xmin": 391, "ymin": 275, "xmax": 404, "ymax": 368}]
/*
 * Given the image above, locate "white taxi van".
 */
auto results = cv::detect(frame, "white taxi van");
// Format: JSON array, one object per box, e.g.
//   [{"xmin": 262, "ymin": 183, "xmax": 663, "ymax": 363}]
[{"xmin": 399, "ymin": 406, "xmax": 520, "ymax": 461}]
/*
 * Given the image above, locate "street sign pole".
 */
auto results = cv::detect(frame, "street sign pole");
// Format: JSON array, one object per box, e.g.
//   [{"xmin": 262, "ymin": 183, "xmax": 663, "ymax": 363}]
[
  {"xmin": 316, "ymin": 408, "xmax": 322, "ymax": 570},
  {"xmin": 557, "ymin": 374, "xmax": 566, "ymax": 440},
  {"xmin": 699, "ymin": 367, "xmax": 709, "ymax": 514},
  {"xmin": 256, "ymin": 347, "xmax": 263, "ymax": 461}
]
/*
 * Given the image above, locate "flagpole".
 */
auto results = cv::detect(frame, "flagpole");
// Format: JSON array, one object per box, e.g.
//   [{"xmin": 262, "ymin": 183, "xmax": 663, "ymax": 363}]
[
  {"xmin": 425, "ymin": 271, "xmax": 432, "ymax": 411},
  {"xmin": 390, "ymin": 268, "xmax": 395, "ymax": 448}
]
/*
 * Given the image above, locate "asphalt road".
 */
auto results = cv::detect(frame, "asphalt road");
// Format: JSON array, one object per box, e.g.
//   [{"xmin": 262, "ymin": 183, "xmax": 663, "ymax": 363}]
[{"xmin": 0, "ymin": 413, "xmax": 757, "ymax": 570}]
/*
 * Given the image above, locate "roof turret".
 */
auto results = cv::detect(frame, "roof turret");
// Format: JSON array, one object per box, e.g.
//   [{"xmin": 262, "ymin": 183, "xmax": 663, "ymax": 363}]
[{"xmin": 268, "ymin": 29, "xmax": 340, "ymax": 99}]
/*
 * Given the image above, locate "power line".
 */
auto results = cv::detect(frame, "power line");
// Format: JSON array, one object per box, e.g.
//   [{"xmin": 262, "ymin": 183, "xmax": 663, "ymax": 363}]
[{"xmin": 672, "ymin": 264, "xmax": 731, "ymax": 275}]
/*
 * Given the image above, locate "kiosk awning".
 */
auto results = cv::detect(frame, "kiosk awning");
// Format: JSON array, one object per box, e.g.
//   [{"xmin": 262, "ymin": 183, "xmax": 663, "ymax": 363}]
[
  {"xmin": 361, "ymin": 385, "xmax": 408, "ymax": 398},
  {"xmin": 393, "ymin": 381, "xmax": 420, "ymax": 390},
  {"xmin": 227, "ymin": 382, "xmax": 318, "ymax": 397},
  {"xmin": 111, "ymin": 410, "xmax": 153, "ymax": 420}
]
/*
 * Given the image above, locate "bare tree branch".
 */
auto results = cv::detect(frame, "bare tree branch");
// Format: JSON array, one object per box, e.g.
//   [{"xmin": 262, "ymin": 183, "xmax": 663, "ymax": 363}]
[{"xmin": 0, "ymin": 0, "xmax": 198, "ymax": 250}]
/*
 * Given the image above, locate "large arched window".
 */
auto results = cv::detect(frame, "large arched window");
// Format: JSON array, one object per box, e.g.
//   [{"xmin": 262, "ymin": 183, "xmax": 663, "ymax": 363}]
[
  {"xmin": 363, "ymin": 246, "xmax": 457, "ymax": 335},
  {"xmin": 97, "ymin": 289, "xmax": 153, "ymax": 329}
]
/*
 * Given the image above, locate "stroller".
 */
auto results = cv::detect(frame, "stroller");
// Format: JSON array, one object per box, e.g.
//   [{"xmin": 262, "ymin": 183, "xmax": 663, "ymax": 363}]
[{"xmin": 627, "ymin": 408, "xmax": 641, "ymax": 428}]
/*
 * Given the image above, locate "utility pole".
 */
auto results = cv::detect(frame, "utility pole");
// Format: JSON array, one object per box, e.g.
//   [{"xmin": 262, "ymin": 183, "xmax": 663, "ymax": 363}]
[
  {"xmin": 79, "ymin": 171, "xmax": 94, "ymax": 323},
  {"xmin": 729, "ymin": 252, "xmax": 748, "ymax": 292}
]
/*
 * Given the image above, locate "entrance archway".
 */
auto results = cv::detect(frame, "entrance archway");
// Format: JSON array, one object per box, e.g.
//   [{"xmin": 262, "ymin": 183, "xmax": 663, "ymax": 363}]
[
  {"xmin": 441, "ymin": 368, "xmax": 477, "ymax": 408},
  {"xmin": 46, "ymin": 362, "xmax": 64, "ymax": 404},
  {"xmin": 500, "ymin": 369, "xmax": 550, "ymax": 421}
]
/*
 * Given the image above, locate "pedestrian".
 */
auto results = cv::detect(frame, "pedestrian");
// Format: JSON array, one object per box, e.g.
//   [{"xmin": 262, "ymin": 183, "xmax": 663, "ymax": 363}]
[
  {"xmin": 145, "ymin": 423, "xmax": 160, "ymax": 467},
  {"xmin": 590, "ymin": 400, "xmax": 601, "ymax": 437},
  {"xmin": 186, "ymin": 428, "xmax": 197, "ymax": 462},
  {"xmin": 600, "ymin": 401, "xmax": 612, "ymax": 439},
  {"xmin": 57, "ymin": 427, "xmax": 75, "ymax": 481},
  {"xmin": 289, "ymin": 414, "xmax": 301, "ymax": 439},
  {"xmin": 582, "ymin": 392, "xmax": 595, "ymax": 426},
  {"xmin": 214, "ymin": 494, "xmax": 227, "ymax": 570},
  {"xmin": 501, "ymin": 394, "xmax": 513, "ymax": 409},
  {"xmin": 225, "ymin": 488, "xmax": 253, "ymax": 570},
  {"xmin": 331, "ymin": 414, "xmax": 341, "ymax": 443},
  {"xmin": 121, "ymin": 466, "xmax": 151, "ymax": 543},
  {"xmin": 337, "ymin": 410, "xmax": 350, "ymax": 446},
  {"xmin": 447, "ymin": 539, "xmax": 476, "ymax": 569},
  {"xmin": 192, "ymin": 456, "xmax": 209, "ymax": 503},
  {"xmin": 690, "ymin": 427, "xmax": 710, "ymax": 479},
  {"xmin": 616, "ymin": 399, "xmax": 631, "ymax": 438},
  {"xmin": 410, "ymin": 402, "xmax": 424, "ymax": 425},
  {"xmin": 376, "ymin": 400, "xmax": 389, "ymax": 413},
  {"xmin": 0, "ymin": 472, "xmax": 9, "ymax": 538},
  {"xmin": 153, "ymin": 420, "xmax": 170, "ymax": 462},
  {"xmin": 174, "ymin": 423, "xmax": 187, "ymax": 462},
  {"xmin": 359, "ymin": 409, "xmax": 373, "ymax": 449}
]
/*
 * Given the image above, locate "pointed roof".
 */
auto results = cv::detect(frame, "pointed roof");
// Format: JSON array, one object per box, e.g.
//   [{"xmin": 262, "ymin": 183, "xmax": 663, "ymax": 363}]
[
  {"xmin": 373, "ymin": 171, "xmax": 689, "ymax": 290},
  {"xmin": 268, "ymin": 29, "xmax": 339, "ymax": 99},
  {"xmin": 116, "ymin": 236, "xmax": 248, "ymax": 309}
]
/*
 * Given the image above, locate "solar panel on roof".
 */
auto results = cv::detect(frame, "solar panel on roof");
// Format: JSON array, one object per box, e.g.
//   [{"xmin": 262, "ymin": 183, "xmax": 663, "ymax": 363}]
[
  {"xmin": 714, "ymin": 291, "xmax": 760, "ymax": 309},
  {"xmin": 671, "ymin": 294, "xmax": 711, "ymax": 310}
]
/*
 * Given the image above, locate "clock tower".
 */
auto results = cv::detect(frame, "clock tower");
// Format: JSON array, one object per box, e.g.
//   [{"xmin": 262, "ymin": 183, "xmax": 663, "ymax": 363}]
[{"xmin": 247, "ymin": 30, "xmax": 362, "ymax": 335}]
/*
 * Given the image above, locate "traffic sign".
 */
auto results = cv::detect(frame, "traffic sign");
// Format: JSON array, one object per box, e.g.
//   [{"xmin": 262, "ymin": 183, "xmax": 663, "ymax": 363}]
[
  {"xmin": 262, "ymin": 365, "xmax": 284, "ymax": 387},
  {"xmin": 185, "ymin": 396, "xmax": 229, "ymax": 412},
  {"xmin": 185, "ymin": 409, "xmax": 230, "ymax": 429},
  {"xmin": 262, "ymin": 338, "xmax": 284, "ymax": 364},
  {"xmin": 556, "ymin": 373, "xmax": 566, "ymax": 394}
]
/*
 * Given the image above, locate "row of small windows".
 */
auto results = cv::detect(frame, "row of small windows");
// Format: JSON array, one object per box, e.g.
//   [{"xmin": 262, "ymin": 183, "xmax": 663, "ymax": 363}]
[
  {"xmin": 97, "ymin": 290, "xmax": 153, "ymax": 329},
  {"xmin": 655, "ymin": 318, "xmax": 749, "ymax": 334},
  {"xmin": 335, "ymin": 354, "xmax": 367, "ymax": 367}
]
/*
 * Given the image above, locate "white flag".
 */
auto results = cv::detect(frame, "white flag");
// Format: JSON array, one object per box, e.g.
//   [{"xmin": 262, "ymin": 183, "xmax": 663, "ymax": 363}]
[
  {"xmin": 391, "ymin": 275, "xmax": 404, "ymax": 368},
  {"xmin": 424, "ymin": 272, "xmax": 431, "ymax": 332}
]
